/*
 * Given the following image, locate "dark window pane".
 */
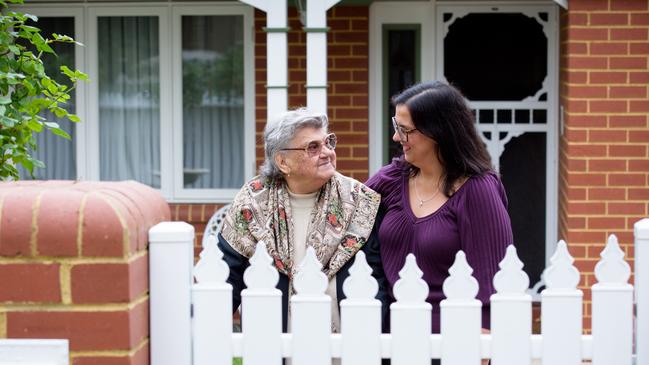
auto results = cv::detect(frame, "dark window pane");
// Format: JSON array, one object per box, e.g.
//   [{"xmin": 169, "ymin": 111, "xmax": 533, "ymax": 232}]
[
  {"xmin": 444, "ymin": 13, "xmax": 547, "ymax": 101},
  {"xmin": 385, "ymin": 27, "xmax": 417, "ymax": 161},
  {"xmin": 500, "ymin": 132, "xmax": 546, "ymax": 285}
]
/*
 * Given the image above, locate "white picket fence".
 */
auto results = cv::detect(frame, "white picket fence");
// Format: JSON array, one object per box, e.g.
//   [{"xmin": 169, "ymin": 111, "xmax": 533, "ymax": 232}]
[{"xmin": 149, "ymin": 218, "xmax": 649, "ymax": 365}]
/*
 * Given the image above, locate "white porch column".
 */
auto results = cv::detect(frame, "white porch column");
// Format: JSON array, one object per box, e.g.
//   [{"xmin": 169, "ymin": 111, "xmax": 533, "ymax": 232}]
[
  {"xmin": 305, "ymin": 0, "xmax": 341, "ymax": 114},
  {"xmin": 635, "ymin": 219, "xmax": 649, "ymax": 365},
  {"xmin": 239, "ymin": 0, "xmax": 288, "ymax": 120}
]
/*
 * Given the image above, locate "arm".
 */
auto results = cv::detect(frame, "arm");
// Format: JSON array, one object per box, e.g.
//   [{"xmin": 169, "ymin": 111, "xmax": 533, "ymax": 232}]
[
  {"xmin": 361, "ymin": 212, "xmax": 393, "ymax": 332},
  {"xmin": 457, "ymin": 174, "xmax": 513, "ymax": 329},
  {"xmin": 217, "ymin": 233, "xmax": 250, "ymax": 312}
]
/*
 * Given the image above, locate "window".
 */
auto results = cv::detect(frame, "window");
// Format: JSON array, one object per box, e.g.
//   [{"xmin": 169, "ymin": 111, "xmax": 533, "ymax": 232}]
[
  {"xmin": 383, "ymin": 25, "xmax": 420, "ymax": 162},
  {"xmin": 15, "ymin": 3, "xmax": 254, "ymax": 203}
]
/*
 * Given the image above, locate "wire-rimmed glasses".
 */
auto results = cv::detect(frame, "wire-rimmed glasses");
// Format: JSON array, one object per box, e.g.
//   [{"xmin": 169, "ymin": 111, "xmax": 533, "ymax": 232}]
[{"xmin": 280, "ymin": 133, "xmax": 337, "ymax": 157}]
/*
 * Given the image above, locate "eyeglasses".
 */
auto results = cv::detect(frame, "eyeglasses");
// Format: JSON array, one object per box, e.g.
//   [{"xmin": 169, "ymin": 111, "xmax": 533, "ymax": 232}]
[
  {"xmin": 280, "ymin": 133, "xmax": 337, "ymax": 157},
  {"xmin": 392, "ymin": 117, "xmax": 418, "ymax": 142}
]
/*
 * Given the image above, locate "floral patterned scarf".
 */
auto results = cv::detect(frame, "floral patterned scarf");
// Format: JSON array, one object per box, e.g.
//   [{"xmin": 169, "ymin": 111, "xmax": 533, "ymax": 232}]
[{"xmin": 220, "ymin": 173, "xmax": 380, "ymax": 280}]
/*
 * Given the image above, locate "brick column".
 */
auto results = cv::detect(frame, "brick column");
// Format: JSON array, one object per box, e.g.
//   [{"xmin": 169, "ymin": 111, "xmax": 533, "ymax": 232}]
[
  {"xmin": 559, "ymin": 0, "xmax": 649, "ymax": 330},
  {"xmin": 0, "ymin": 181, "xmax": 170, "ymax": 365}
]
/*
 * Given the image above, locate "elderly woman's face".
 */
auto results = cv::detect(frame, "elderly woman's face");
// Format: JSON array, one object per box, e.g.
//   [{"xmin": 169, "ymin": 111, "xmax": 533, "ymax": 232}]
[{"xmin": 281, "ymin": 126, "xmax": 337, "ymax": 192}]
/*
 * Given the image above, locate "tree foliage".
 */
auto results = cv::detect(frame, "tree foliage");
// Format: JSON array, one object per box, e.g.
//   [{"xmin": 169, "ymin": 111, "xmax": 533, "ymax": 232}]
[{"xmin": 0, "ymin": 0, "xmax": 87, "ymax": 180}]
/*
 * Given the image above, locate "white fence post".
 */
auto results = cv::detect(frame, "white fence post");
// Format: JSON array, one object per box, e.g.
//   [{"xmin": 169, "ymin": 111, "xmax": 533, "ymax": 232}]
[
  {"xmin": 635, "ymin": 219, "xmax": 649, "ymax": 365},
  {"xmin": 490, "ymin": 245, "xmax": 531, "ymax": 365},
  {"xmin": 340, "ymin": 251, "xmax": 382, "ymax": 365},
  {"xmin": 241, "ymin": 242, "xmax": 283, "ymax": 365},
  {"xmin": 541, "ymin": 240, "xmax": 582, "ymax": 365},
  {"xmin": 391, "ymin": 254, "xmax": 432, "ymax": 365},
  {"xmin": 192, "ymin": 235, "xmax": 233, "ymax": 365},
  {"xmin": 592, "ymin": 235, "xmax": 633, "ymax": 365},
  {"xmin": 292, "ymin": 247, "xmax": 332, "ymax": 365},
  {"xmin": 149, "ymin": 222, "xmax": 195, "ymax": 365},
  {"xmin": 440, "ymin": 251, "xmax": 482, "ymax": 365}
]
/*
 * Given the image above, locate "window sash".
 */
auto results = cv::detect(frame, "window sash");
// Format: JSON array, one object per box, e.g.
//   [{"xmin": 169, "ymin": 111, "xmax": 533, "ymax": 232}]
[{"xmin": 171, "ymin": 5, "xmax": 255, "ymax": 202}]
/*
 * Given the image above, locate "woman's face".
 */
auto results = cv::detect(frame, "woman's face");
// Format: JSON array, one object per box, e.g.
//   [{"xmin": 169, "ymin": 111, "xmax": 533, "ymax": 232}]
[
  {"xmin": 393, "ymin": 104, "xmax": 438, "ymax": 169},
  {"xmin": 279, "ymin": 126, "xmax": 337, "ymax": 193}
]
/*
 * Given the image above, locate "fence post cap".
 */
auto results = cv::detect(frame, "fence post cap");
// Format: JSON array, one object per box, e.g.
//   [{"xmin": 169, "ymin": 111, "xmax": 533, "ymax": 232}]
[
  {"xmin": 634, "ymin": 218, "xmax": 649, "ymax": 239},
  {"xmin": 149, "ymin": 221, "xmax": 195, "ymax": 243}
]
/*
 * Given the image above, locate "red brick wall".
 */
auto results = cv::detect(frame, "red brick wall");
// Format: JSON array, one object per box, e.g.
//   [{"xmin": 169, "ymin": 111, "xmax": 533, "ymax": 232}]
[
  {"xmin": 0, "ymin": 181, "xmax": 170, "ymax": 365},
  {"xmin": 559, "ymin": 0, "xmax": 649, "ymax": 330}
]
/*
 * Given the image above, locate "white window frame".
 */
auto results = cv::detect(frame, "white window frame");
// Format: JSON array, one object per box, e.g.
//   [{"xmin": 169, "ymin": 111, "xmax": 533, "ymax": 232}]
[
  {"xmin": 13, "ymin": 2, "xmax": 255, "ymax": 203},
  {"xmin": 368, "ymin": 1, "xmax": 434, "ymax": 175},
  {"xmin": 87, "ymin": 5, "xmax": 172, "ymax": 194},
  {"xmin": 368, "ymin": 1, "xmax": 559, "ymax": 292},
  {"xmin": 171, "ymin": 4, "xmax": 255, "ymax": 202}
]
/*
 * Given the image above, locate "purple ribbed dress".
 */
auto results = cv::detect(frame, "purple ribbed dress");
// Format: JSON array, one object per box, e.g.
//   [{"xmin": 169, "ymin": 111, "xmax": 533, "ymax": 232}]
[{"xmin": 366, "ymin": 161, "xmax": 513, "ymax": 333}]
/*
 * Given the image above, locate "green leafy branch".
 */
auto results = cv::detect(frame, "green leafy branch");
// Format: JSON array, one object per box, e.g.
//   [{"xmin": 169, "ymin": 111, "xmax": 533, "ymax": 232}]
[{"xmin": 0, "ymin": 0, "xmax": 88, "ymax": 180}]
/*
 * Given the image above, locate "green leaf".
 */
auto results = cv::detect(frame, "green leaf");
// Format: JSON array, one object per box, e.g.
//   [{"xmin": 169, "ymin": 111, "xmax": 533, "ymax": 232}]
[
  {"xmin": 67, "ymin": 114, "xmax": 80, "ymax": 123},
  {"xmin": 0, "ymin": 96, "xmax": 11, "ymax": 104},
  {"xmin": 32, "ymin": 158, "xmax": 45, "ymax": 168},
  {"xmin": 75, "ymin": 70, "xmax": 89, "ymax": 81},
  {"xmin": 19, "ymin": 25, "xmax": 40, "ymax": 33},
  {"xmin": 26, "ymin": 119, "xmax": 43, "ymax": 132},
  {"xmin": 0, "ymin": 115, "xmax": 16, "ymax": 128},
  {"xmin": 60, "ymin": 65, "xmax": 74, "ymax": 78},
  {"xmin": 48, "ymin": 126, "xmax": 71, "ymax": 139},
  {"xmin": 8, "ymin": 45, "xmax": 20, "ymax": 54},
  {"xmin": 52, "ymin": 106, "xmax": 67, "ymax": 118},
  {"xmin": 44, "ymin": 121, "xmax": 60, "ymax": 129}
]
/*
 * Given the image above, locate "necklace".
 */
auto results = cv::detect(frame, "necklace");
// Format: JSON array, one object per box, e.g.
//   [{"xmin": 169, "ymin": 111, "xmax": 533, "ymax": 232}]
[{"xmin": 413, "ymin": 174, "xmax": 440, "ymax": 208}]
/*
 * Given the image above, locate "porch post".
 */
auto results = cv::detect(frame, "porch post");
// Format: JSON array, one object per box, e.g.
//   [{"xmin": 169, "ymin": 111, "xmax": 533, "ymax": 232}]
[
  {"xmin": 635, "ymin": 219, "xmax": 649, "ymax": 365},
  {"xmin": 149, "ymin": 222, "xmax": 195, "ymax": 365},
  {"xmin": 239, "ymin": 0, "xmax": 288, "ymax": 120},
  {"xmin": 305, "ymin": 0, "xmax": 340, "ymax": 114}
]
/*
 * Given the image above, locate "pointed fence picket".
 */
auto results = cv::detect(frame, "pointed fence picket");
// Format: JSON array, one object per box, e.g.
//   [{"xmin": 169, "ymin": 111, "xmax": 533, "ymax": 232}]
[{"xmin": 148, "ymin": 220, "xmax": 646, "ymax": 365}]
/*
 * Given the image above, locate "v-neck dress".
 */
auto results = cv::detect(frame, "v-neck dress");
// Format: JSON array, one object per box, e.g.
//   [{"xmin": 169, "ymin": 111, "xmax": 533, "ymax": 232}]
[{"xmin": 366, "ymin": 161, "xmax": 513, "ymax": 332}]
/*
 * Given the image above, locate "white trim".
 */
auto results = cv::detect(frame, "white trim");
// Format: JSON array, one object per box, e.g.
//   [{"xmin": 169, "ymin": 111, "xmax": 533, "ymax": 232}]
[
  {"xmin": 171, "ymin": 3, "xmax": 255, "ymax": 203},
  {"xmin": 368, "ymin": 1, "xmax": 434, "ymax": 175},
  {"xmin": 0, "ymin": 339, "xmax": 69, "ymax": 365}
]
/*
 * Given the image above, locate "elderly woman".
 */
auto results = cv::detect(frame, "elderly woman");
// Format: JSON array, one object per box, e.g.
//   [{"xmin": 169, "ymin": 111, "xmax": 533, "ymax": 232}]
[{"xmin": 218, "ymin": 108, "xmax": 389, "ymax": 333}]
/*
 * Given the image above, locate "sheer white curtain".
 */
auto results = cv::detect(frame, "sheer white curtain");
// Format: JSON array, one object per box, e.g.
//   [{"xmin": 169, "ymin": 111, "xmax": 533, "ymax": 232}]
[
  {"xmin": 98, "ymin": 16, "xmax": 160, "ymax": 188},
  {"xmin": 181, "ymin": 15, "xmax": 244, "ymax": 189},
  {"xmin": 19, "ymin": 17, "xmax": 76, "ymax": 180}
]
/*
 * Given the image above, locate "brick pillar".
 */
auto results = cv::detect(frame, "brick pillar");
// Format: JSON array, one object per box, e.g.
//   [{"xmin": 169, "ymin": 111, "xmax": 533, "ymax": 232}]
[
  {"xmin": 0, "ymin": 181, "xmax": 170, "ymax": 365},
  {"xmin": 559, "ymin": 0, "xmax": 649, "ymax": 331}
]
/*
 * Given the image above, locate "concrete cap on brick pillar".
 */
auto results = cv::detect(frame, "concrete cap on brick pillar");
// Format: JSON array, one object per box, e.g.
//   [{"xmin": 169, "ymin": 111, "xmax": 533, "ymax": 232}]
[
  {"xmin": 149, "ymin": 221, "xmax": 195, "ymax": 243},
  {"xmin": 635, "ymin": 218, "xmax": 649, "ymax": 240}
]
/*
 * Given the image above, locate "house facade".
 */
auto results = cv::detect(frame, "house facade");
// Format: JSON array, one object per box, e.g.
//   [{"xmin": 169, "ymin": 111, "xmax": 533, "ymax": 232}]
[{"xmin": 4, "ymin": 0, "xmax": 648, "ymax": 363}]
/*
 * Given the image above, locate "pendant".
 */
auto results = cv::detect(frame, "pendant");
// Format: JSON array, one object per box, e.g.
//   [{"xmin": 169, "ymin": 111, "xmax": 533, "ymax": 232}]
[{"xmin": 418, "ymin": 200, "xmax": 423, "ymax": 208}]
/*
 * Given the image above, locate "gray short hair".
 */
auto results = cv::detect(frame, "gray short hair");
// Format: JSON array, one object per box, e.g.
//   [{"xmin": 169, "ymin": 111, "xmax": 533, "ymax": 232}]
[{"xmin": 259, "ymin": 108, "xmax": 329, "ymax": 180}]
